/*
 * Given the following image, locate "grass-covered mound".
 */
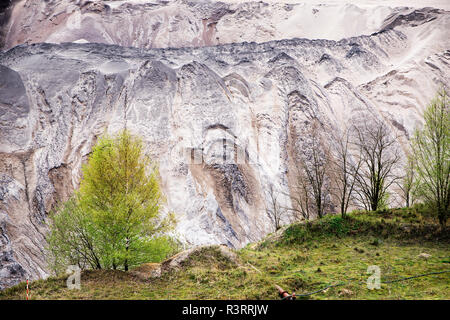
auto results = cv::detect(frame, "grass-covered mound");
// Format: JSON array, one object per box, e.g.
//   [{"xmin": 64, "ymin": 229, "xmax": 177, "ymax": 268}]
[{"xmin": 1, "ymin": 208, "xmax": 449, "ymax": 300}]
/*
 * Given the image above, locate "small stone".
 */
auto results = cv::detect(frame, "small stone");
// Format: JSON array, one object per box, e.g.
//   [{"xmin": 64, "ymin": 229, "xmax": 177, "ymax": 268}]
[
  {"xmin": 418, "ymin": 253, "xmax": 432, "ymax": 259},
  {"xmin": 338, "ymin": 288, "xmax": 354, "ymax": 296}
]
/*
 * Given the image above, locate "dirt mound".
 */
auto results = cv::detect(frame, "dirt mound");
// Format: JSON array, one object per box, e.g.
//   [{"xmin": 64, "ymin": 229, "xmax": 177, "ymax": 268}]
[
  {"xmin": 130, "ymin": 263, "xmax": 162, "ymax": 281},
  {"xmin": 130, "ymin": 245, "xmax": 239, "ymax": 281},
  {"xmin": 162, "ymin": 245, "xmax": 239, "ymax": 271}
]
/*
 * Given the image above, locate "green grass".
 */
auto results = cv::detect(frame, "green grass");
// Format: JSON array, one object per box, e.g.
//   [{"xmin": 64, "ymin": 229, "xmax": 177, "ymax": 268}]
[{"xmin": 1, "ymin": 208, "xmax": 449, "ymax": 300}]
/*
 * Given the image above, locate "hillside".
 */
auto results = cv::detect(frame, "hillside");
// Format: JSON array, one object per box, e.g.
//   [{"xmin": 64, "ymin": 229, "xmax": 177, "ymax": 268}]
[
  {"xmin": 0, "ymin": 0, "xmax": 449, "ymax": 290},
  {"xmin": 1, "ymin": 208, "xmax": 448, "ymax": 300}
]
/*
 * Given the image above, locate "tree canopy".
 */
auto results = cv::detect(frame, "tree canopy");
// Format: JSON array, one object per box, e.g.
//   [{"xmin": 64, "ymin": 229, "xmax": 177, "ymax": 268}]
[
  {"xmin": 411, "ymin": 88, "xmax": 449, "ymax": 226},
  {"xmin": 47, "ymin": 130, "xmax": 177, "ymax": 274}
]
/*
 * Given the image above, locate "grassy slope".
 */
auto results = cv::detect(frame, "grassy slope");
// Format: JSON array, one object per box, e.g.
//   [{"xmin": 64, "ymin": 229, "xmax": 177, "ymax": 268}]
[{"xmin": 1, "ymin": 208, "xmax": 449, "ymax": 300}]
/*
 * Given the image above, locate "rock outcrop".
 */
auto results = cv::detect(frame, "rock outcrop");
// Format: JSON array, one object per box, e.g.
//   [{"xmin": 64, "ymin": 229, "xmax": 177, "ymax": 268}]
[
  {"xmin": 0, "ymin": 0, "xmax": 449, "ymax": 289},
  {"xmin": 131, "ymin": 244, "xmax": 239, "ymax": 280}
]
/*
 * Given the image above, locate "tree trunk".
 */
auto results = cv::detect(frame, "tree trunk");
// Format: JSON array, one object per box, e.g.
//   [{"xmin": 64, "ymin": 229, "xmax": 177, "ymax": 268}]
[
  {"xmin": 438, "ymin": 208, "xmax": 446, "ymax": 227},
  {"xmin": 124, "ymin": 238, "xmax": 129, "ymax": 271}
]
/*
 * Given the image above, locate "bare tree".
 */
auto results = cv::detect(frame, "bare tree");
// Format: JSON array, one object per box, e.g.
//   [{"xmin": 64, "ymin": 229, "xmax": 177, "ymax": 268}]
[
  {"xmin": 331, "ymin": 127, "xmax": 362, "ymax": 217},
  {"xmin": 288, "ymin": 167, "xmax": 313, "ymax": 221},
  {"xmin": 265, "ymin": 184, "xmax": 289, "ymax": 231},
  {"xmin": 291, "ymin": 123, "xmax": 332, "ymax": 219},
  {"xmin": 352, "ymin": 119, "xmax": 401, "ymax": 211},
  {"xmin": 396, "ymin": 153, "xmax": 418, "ymax": 208}
]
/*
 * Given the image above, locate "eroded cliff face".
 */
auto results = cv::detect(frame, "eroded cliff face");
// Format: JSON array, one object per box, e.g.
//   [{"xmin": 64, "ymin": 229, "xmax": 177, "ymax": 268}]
[
  {"xmin": 2, "ymin": 0, "xmax": 450, "ymax": 50},
  {"xmin": 0, "ymin": 0, "xmax": 449, "ymax": 289}
]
